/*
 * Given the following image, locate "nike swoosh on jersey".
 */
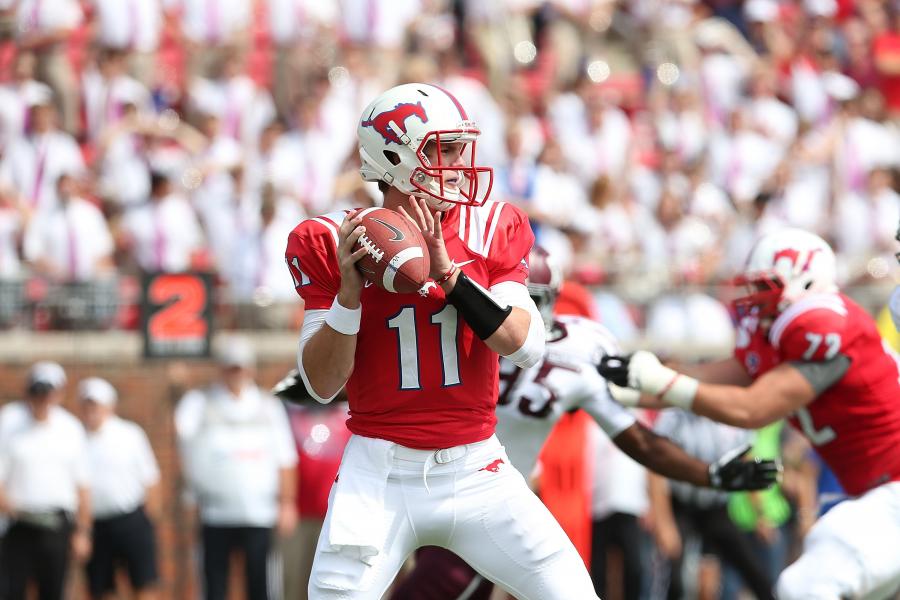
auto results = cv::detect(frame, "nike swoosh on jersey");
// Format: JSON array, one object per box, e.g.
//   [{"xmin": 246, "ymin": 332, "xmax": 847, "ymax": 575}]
[{"xmin": 455, "ymin": 259, "xmax": 476, "ymax": 268}]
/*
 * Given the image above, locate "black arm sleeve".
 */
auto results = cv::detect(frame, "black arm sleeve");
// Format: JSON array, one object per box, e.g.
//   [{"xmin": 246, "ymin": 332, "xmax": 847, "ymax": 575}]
[{"xmin": 445, "ymin": 272, "xmax": 513, "ymax": 340}]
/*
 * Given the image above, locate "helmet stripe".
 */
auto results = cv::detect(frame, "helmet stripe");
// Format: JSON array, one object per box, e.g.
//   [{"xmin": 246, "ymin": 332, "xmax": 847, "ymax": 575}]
[{"xmin": 431, "ymin": 84, "xmax": 468, "ymax": 120}]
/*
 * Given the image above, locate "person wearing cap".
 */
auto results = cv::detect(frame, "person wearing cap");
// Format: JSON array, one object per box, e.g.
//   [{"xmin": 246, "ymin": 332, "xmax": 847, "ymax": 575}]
[
  {"xmin": 78, "ymin": 377, "xmax": 160, "ymax": 600},
  {"xmin": 0, "ymin": 361, "xmax": 92, "ymax": 600},
  {"xmin": 175, "ymin": 337, "xmax": 298, "ymax": 600}
]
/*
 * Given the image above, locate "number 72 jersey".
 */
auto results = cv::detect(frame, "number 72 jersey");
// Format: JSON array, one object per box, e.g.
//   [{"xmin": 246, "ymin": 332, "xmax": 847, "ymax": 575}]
[{"xmin": 734, "ymin": 292, "xmax": 900, "ymax": 496}]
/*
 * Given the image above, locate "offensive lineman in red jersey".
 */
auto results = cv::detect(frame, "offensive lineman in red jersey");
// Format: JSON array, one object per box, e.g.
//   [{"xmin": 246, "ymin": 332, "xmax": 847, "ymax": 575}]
[
  {"xmin": 285, "ymin": 83, "xmax": 600, "ymax": 599},
  {"xmin": 600, "ymin": 228, "xmax": 900, "ymax": 600}
]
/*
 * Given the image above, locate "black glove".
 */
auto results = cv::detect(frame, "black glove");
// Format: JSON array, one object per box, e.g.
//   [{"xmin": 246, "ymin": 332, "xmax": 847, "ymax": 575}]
[
  {"xmin": 271, "ymin": 369, "xmax": 314, "ymax": 404},
  {"xmin": 598, "ymin": 354, "xmax": 632, "ymax": 388},
  {"xmin": 708, "ymin": 443, "xmax": 782, "ymax": 491}
]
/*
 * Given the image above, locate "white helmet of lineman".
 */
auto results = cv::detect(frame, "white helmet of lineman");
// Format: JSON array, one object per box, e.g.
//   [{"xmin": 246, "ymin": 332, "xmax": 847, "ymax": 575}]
[
  {"xmin": 357, "ymin": 83, "xmax": 493, "ymax": 211},
  {"xmin": 733, "ymin": 228, "xmax": 837, "ymax": 319}
]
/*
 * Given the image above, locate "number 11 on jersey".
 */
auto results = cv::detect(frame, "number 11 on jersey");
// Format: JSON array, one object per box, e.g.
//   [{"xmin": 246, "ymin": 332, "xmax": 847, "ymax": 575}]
[{"xmin": 387, "ymin": 305, "xmax": 461, "ymax": 389}]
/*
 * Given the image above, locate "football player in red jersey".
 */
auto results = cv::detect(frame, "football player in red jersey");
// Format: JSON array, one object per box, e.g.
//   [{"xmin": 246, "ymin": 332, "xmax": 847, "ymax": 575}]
[
  {"xmin": 600, "ymin": 228, "xmax": 900, "ymax": 600},
  {"xmin": 285, "ymin": 84, "xmax": 599, "ymax": 599}
]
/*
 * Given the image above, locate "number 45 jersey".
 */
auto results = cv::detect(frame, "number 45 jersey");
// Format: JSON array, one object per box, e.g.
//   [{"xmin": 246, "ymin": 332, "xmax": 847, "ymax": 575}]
[
  {"xmin": 285, "ymin": 202, "xmax": 534, "ymax": 450},
  {"xmin": 495, "ymin": 315, "xmax": 637, "ymax": 477},
  {"xmin": 733, "ymin": 292, "xmax": 900, "ymax": 496}
]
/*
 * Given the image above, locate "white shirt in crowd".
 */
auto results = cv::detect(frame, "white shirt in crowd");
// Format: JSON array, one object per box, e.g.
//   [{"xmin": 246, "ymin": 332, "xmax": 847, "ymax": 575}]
[
  {"xmin": 175, "ymin": 383, "xmax": 297, "ymax": 527},
  {"xmin": 14, "ymin": 0, "xmax": 83, "ymax": 35},
  {"xmin": 98, "ymin": 133, "xmax": 152, "ymax": 208},
  {"xmin": 90, "ymin": 0, "xmax": 164, "ymax": 52},
  {"xmin": 178, "ymin": 0, "xmax": 251, "ymax": 44},
  {"xmin": 569, "ymin": 106, "xmax": 633, "ymax": 184},
  {"xmin": 227, "ymin": 213, "xmax": 300, "ymax": 303},
  {"xmin": 653, "ymin": 409, "xmax": 751, "ymax": 510},
  {"xmin": 189, "ymin": 76, "xmax": 276, "ymax": 148},
  {"xmin": 86, "ymin": 415, "xmax": 160, "ymax": 519},
  {"xmin": 0, "ymin": 401, "xmax": 89, "ymax": 513},
  {"xmin": 337, "ymin": 0, "xmax": 419, "ymax": 49},
  {"xmin": 0, "ymin": 207, "xmax": 22, "ymax": 278},
  {"xmin": 122, "ymin": 194, "xmax": 204, "ymax": 273},
  {"xmin": 266, "ymin": 0, "xmax": 336, "ymax": 46},
  {"xmin": 23, "ymin": 197, "xmax": 114, "ymax": 281},
  {"xmin": 82, "ymin": 70, "xmax": 154, "ymax": 141},
  {"xmin": 0, "ymin": 131, "xmax": 85, "ymax": 214},
  {"xmin": 0, "ymin": 80, "xmax": 52, "ymax": 150},
  {"xmin": 644, "ymin": 293, "xmax": 736, "ymax": 358}
]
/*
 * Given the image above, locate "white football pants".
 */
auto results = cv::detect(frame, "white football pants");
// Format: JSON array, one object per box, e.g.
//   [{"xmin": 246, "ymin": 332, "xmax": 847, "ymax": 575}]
[
  {"xmin": 308, "ymin": 434, "xmax": 598, "ymax": 599},
  {"xmin": 777, "ymin": 481, "xmax": 900, "ymax": 599}
]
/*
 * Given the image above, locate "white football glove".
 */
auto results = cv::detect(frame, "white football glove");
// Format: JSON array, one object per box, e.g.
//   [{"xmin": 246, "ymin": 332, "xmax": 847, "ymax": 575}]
[{"xmin": 599, "ymin": 351, "xmax": 699, "ymax": 409}]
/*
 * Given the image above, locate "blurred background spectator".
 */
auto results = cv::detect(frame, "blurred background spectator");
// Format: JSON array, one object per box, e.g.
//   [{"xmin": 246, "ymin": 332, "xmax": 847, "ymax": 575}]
[
  {"xmin": 0, "ymin": 362, "xmax": 91, "ymax": 600},
  {"xmin": 0, "ymin": 0, "xmax": 890, "ymax": 333},
  {"xmin": 78, "ymin": 377, "xmax": 160, "ymax": 600},
  {"xmin": 175, "ymin": 337, "xmax": 297, "ymax": 600}
]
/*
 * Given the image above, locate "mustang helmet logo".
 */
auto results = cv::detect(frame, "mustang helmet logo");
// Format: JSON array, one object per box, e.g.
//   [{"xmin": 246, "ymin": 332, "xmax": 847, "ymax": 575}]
[
  {"xmin": 773, "ymin": 248, "xmax": 821, "ymax": 273},
  {"xmin": 362, "ymin": 102, "xmax": 428, "ymax": 145}
]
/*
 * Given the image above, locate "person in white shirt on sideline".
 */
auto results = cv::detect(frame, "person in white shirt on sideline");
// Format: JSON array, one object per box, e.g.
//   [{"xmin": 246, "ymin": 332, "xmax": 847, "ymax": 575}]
[
  {"xmin": 175, "ymin": 337, "xmax": 298, "ymax": 600},
  {"xmin": 0, "ymin": 362, "xmax": 92, "ymax": 600},
  {"xmin": 79, "ymin": 377, "xmax": 160, "ymax": 600}
]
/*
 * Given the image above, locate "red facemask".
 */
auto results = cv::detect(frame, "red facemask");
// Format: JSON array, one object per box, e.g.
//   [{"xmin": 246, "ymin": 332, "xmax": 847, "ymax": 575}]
[{"xmin": 410, "ymin": 130, "xmax": 493, "ymax": 208}]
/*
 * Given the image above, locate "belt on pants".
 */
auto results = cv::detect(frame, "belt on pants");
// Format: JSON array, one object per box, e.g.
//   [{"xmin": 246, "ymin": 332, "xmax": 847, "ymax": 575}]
[
  {"xmin": 13, "ymin": 509, "xmax": 69, "ymax": 531},
  {"xmin": 391, "ymin": 436, "xmax": 496, "ymax": 493}
]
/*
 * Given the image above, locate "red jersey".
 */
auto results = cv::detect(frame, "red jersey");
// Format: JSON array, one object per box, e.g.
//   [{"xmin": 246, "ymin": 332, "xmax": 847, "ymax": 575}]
[
  {"xmin": 285, "ymin": 202, "xmax": 534, "ymax": 449},
  {"xmin": 288, "ymin": 404, "xmax": 351, "ymax": 519},
  {"xmin": 734, "ymin": 293, "xmax": 900, "ymax": 496}
]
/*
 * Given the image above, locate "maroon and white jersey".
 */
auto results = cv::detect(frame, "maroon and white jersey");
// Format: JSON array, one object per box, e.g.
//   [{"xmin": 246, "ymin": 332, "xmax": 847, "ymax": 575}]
[
  {"xmin": 495, "ymin": 315, "xmax": 636, "ymax": 476},
  {"xmin": 285, "ymin": 201, "xmax": 534, "ymax": 450},
  {"xmin": 734, "ymin": 292, "xmax": 900, "ymax": 496}
]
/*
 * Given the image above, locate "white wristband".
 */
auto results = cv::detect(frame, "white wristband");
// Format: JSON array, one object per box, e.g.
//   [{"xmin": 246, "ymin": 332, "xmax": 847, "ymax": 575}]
[
  {"xmin": 660, "ymin": 373, "xmax": 699, "ymax": 410},
  {"xmin": 325, "ymin": 297, "xmax": 361, "ymax": 336}
]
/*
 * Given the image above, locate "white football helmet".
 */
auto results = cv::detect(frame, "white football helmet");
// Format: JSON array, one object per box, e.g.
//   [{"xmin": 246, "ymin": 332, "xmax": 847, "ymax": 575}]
[
  {"xmin": 733, "ymin": 228, "xmax": 837, "ymax": 318},
  {"xmin": 357, "ymin": 83, "xmax": 493, "ymax": 211},
  {"xmin": 527, "ymin": 245, "xmax": 563, "ymax": 332}
]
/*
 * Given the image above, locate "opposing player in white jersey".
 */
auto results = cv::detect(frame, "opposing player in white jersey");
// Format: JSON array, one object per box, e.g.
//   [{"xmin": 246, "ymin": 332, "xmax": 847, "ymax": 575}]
[{"xmin": 387, "ymin": 246, "xmax": 780, "ymax": 600}]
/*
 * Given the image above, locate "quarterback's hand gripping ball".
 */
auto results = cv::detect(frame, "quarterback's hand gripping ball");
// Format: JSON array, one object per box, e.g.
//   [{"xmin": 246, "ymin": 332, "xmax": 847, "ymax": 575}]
[{"xmin": 353, "ymin": 208, "xmax": 430, "ymax": 294}]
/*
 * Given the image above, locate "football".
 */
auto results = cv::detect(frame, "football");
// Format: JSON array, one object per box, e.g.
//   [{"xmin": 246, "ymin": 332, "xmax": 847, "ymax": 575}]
[{"xmin": 354, "ymin": 207, "xmax": 430, "ymax": 294}]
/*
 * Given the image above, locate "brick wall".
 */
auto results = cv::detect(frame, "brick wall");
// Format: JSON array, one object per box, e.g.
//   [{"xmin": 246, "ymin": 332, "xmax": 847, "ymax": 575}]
[{"xmin": 0, "ymin": 356, "xmax": 296, "ymax": 600}]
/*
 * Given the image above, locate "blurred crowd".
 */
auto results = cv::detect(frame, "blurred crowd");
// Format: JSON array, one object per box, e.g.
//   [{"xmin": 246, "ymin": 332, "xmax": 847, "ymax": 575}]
[{"xmin": 0, "ymin": 0, "xmax": 896, "ymax": 331}]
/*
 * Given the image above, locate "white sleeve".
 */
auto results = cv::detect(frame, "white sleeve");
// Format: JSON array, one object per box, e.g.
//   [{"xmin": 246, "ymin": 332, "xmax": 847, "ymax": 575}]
[
  {"xmin": 268, "ymin": 397, "xmax": 299, "ymax": 468},
  {"xmin": 133, "ymin": 425, "xmax": 161, "ymax": 487},
  {"xmin": 296, "ymin": 309, "xmax": 341, "ymax": 403},
  {"xmin": 578, "ymin": 368, "xmax": 637, "ymax": 439},
  {"xmin": 174, "ymin": 390, "xmax": 206, "ymax": 441},
  {"xmin": 489, "ymin": 280, "xmax": 545, "ymax": 369},
  {"xmin": 72, "ymin": 427, "xmax": 90, "ymax": 486}
]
